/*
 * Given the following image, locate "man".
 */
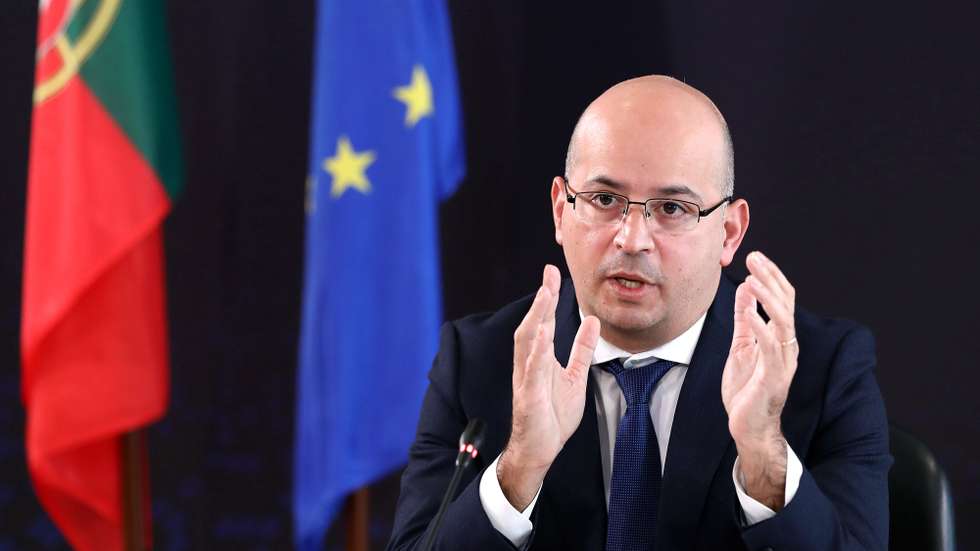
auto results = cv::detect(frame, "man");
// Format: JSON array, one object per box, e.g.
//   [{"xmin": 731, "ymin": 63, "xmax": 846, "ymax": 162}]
[{"xmin": 387, "ymin": 76, "xmax": 890, "ymax": 550}]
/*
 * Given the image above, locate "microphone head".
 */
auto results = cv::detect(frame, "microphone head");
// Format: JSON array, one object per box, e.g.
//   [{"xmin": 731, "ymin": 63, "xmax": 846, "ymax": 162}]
[{"xmin": 457, "ymin": 418, "xmax": 486, "ymax": 465}]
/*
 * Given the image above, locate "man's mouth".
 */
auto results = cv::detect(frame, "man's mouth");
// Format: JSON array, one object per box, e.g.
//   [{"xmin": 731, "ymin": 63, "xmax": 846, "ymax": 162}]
[
  {"xmin": 614, "ymin": 277, "xmax": 644, "ymax": 289},
  {"xmin": 607, "ymin": 271, "xmax": 655, "ymax": 292}
]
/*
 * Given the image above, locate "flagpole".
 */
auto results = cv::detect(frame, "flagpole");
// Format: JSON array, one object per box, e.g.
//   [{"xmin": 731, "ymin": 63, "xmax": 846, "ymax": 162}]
[
  {"xmin": 344, "ymin": 487, "xmax": 369, "ymax": 551},
  {"xmin": 121, "ymin": 430, "xmax": 146, "ymax": 551}
]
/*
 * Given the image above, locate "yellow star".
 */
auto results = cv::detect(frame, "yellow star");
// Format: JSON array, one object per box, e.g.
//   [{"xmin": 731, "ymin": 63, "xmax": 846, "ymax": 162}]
[
  {"xmin": 323, "ymin": 136, "xmax": 376, "ymax": 198},
  {"xmin": 393, "ymin": 65, "xmax": 434, "ymax": 127}
]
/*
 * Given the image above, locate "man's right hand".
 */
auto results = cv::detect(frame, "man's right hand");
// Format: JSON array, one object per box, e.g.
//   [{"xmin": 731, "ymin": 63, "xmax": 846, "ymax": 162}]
[{"xmin": 497, "ymin": 264, "xmax": 600, "ymax": 511}]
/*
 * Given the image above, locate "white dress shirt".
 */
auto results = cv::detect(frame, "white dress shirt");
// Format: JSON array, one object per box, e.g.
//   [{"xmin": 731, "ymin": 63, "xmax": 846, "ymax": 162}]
[{"xmin": 478, "ymin": 312, "xmax": 803, "ymax": 547}]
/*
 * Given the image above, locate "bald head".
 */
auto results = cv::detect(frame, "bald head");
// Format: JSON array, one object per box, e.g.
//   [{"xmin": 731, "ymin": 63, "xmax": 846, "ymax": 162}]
[{"xmin": 565, "ymin": 76, "xmax": 734, "ymax": 197}]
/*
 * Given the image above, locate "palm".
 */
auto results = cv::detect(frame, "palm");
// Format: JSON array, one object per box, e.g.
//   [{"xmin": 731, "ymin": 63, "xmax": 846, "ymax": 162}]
[
  {"xmin": 722, "ymin": 325, "xmax": 767, "ymax": 438},
  {"xmin": 509, "ymin": 265, "xmax": 600, "ymax": 471},
  {"xmin": 722, "ymin": 278, "xmax": 797, "ymax": 442},
  {"xmin": 514, "ymin": 333, "xmax": 594, "ymax": 464}
]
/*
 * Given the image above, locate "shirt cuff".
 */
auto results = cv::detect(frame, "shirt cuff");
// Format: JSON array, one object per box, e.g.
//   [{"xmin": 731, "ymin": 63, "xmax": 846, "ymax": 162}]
[
  {"xmin": 732, "ymin": 441, "xmax": 803, "ymax": 526},
  {"xmin": 478, "ymin": 454, "xmax": 542, "ymax": 548}
]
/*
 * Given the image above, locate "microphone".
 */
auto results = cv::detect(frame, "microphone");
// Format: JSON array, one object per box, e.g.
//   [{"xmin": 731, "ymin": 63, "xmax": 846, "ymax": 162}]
[
  {"xmin": 420, "ymin": 418, "xmax": 486, "ymax": 551},
  {"xmin": 456, "ymin": 418, "xmax": 486, "ymax": 468}
]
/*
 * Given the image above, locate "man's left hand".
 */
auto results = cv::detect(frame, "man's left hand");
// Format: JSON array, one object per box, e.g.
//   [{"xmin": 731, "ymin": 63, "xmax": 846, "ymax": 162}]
[{"xmin": 721, "ymin": 251, "xmax": 799, "ymax": 511}]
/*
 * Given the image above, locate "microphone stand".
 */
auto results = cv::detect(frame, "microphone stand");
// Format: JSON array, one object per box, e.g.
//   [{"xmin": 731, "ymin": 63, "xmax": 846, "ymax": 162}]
[{"xmin": 419, "ymin": 418, "xmax": 486, "ymax": 551}]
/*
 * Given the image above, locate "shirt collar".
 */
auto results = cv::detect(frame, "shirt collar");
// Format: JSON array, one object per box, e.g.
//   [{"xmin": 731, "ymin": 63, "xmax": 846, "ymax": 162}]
[{"xmin": 579, "ymin": 309, "xmax": 707, "ymax": 367}]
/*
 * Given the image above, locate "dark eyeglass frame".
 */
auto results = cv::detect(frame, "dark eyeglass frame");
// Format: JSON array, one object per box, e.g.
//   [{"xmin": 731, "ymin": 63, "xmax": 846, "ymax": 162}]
[{"xmin": 562, "ymin": 177, "xmax": 733, "ymax": 225}]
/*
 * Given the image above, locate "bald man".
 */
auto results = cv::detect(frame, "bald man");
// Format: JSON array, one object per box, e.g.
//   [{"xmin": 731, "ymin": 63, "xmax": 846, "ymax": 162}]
[{"xmin": 387, "ymin": 76, "xmax": 891, "ymax": 551}]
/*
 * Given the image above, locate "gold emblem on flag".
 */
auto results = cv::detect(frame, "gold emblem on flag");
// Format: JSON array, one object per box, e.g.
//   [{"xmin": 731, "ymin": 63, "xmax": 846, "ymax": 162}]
[{"xmin": 34, "ymin": 0, "xmax": 122, "ymax": 105}]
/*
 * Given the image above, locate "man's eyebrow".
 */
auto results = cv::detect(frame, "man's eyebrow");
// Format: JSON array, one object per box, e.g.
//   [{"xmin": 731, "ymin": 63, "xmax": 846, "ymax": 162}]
[
  {"xmin": 584, "ymin": 176, "xmax": 705, "ymax": 204},
  {"xmin": 583, "ymin": 175, "xmax": 628, "ymax": 190},
  {"xmin": 655, "ymin": 184, "xmax": 704, "ymax": 204}
]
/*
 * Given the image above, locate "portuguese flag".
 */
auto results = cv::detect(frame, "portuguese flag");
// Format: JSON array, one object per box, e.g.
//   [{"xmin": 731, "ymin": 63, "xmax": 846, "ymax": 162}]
[{"xmin": 22, "ymin": 0, "xmax": 181, "ymax": 548}]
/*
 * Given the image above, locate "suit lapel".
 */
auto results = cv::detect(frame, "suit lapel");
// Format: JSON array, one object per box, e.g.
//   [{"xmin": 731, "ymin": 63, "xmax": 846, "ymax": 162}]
[
  {"xmin": 657, "ymin": 275, "xmax": 737, "ymax": 550},
  {"xmin": 537, "ymin": 278, "xmax": 608, "ymax": 549}
]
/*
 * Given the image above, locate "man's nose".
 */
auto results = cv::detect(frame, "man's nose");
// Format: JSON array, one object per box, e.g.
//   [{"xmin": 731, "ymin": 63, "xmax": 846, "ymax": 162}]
[{"xmin": 613, "ymin": 205, "xmax": 655, "ymax": 253}]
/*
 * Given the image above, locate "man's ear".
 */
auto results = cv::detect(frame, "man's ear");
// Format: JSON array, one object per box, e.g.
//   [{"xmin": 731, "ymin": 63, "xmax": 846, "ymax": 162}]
[
  {"xmin": 551, "ymin": 176, "xmax": 566, "ymax": 246},
  {"xmin": 720, "ymin": 198, "xmax": 749, "ymax": 267}
]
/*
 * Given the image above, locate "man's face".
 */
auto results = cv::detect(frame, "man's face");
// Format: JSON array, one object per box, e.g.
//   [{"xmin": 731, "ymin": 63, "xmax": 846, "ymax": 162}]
[{"xmin": 552, "ymin": 99, "xmax": 742, "ymax": 350}]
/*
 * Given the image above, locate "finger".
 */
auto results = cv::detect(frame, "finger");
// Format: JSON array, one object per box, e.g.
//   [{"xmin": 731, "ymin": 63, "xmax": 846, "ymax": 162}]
[
  {"xmin": 748, "ymin": 251, "xmax": 795, "ymax": 307},
  {"xmin": 525, "ymin": 323, "xmax": 556, "ymax": 392},
  {"xmin": 514, "ymin": 286, "xmax": 549, "ymax": 358},
  {"xmin": 759, "ymin": 252, "xmax": 795, "ymax": 303},
  {"xmin": 745, "ymin": 275, "xmax": 794, "ymax": 340},
  {"xmin": 727, "ymin": 299, "xmax": 759, "ymax": 395},
  {"xmin": 746, "ymin": 252, "xmax": 788, "ymax": 307},
  {"xmin": 540, "ymin": 265, "xmax": 561, "ymax": 342},
  {"xmin": 779, "ymin": 333, "xmax": 800, "ymax": 369},
  {"xmin": 744, "ymin": 304, "xmax": 787, "ymax": 380},
  {"xmin": 748, "ymin": 253, "xmax": 798, "ymax": 366},
  {"xmin": 732, "ymin": 282, "xmax": 757, "ymax": 345},
  {"xmin": 542, "ymin": 264, "xmax": 561, "ymax": 299},
  {"xmin": 565, "ymin": 315, "xmax": 600, "ymax": 384},
  {"xmin": 514, "ymin": 285, "xmax": 551, "ymax": 385},
  {"xmin": 744, "ymin": 296, "xmax": 798, "ymax": 373}
]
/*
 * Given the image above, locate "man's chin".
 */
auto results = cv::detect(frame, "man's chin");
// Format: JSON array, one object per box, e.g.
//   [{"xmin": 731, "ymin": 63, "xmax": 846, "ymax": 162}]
[{"xmin": 593, "ymin": 304, "xmax": 664, "ymax": 334}]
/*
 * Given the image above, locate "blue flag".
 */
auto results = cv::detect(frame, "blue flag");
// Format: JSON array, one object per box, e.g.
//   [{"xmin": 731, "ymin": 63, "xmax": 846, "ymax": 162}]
[{"xmin": 292, "ymin": 0, "xmax": 465, "ymax": 548}]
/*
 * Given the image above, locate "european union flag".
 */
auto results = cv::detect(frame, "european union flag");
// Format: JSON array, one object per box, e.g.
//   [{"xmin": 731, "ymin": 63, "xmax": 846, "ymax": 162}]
[{"xmin": 292, "ymin": 0, "xmax": 465, "ymax": 548}]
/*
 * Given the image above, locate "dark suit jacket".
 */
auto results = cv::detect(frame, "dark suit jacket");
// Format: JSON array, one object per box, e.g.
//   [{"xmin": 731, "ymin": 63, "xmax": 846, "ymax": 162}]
[{"xmin": 387, "ymin": 275, "xmax": 891, "ymax": 550}]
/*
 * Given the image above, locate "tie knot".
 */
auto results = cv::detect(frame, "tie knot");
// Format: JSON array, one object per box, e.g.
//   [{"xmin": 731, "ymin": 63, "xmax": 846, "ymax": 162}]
[{"xmin": 603, "ymin": 358, "xmax": 676, "ymax": 407}]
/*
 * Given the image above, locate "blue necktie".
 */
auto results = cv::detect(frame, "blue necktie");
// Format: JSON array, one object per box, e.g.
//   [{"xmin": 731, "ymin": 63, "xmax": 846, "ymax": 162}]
[{"xmin": 604, "ymin": 358, "xmax": 677, "ymax": 551}]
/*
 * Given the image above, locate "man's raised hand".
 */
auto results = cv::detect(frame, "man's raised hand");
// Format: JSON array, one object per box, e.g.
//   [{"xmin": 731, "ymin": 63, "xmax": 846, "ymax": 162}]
[
  {"xmin": 721, "ymin": 251, "xmax": 799, "ymax": 510},
  {"xmin": 498, "ymin": 264, "xmax": 600, "ymax": 511}
]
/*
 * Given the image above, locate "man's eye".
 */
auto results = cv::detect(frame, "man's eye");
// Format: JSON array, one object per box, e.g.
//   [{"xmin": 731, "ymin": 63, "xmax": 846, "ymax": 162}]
[
  {"xmin": 590, "ymin": 193, "xmax": 619, "ymax": 209},
  {"xmin": 657, "ymin": 201, "xmax": 693, "ymax": 217}
]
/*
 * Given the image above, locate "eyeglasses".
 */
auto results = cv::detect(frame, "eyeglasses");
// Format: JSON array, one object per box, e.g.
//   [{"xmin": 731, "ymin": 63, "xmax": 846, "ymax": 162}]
[{"xmin": 563, "ymin": 177, "xmax": 733, "ymax": 234}]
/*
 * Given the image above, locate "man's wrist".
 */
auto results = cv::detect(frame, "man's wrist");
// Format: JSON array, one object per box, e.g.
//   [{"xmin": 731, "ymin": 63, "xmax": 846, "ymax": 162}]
[
  {"xmin": 497, "ymin": 446, "xmax": 550, "ymax": 512},
  {"xmin": 735, "ymin": 434, "xmax": 788, "ymax": 511}
]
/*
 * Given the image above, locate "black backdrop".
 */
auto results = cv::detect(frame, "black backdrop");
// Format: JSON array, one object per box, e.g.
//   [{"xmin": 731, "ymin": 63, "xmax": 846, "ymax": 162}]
[{"xmin": 2, "ymin": 1, "xmax": 978, "ymax": 549}]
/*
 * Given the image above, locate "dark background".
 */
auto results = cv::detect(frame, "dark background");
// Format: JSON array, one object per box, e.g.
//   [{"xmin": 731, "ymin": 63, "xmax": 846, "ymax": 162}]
[{"xmin": 2, "ymin": 1, "xmax": 978, "ymax": 549}]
